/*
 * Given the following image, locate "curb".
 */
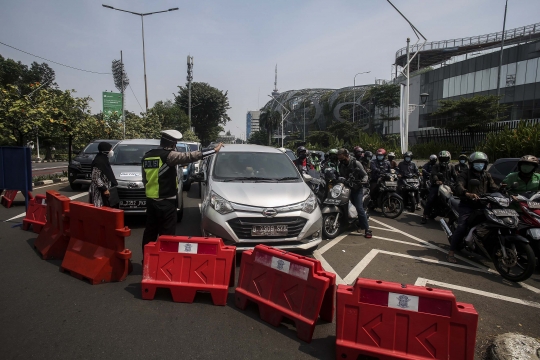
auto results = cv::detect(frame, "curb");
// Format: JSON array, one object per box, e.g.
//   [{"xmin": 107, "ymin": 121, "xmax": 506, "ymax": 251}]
[
  {"xmin": 53, "ymin": 177, "xmax": 68, "ymax": 183},
  {"xmin": 33, "ymin": 177, "xmax": 68, "ymax": 186},
  {"xmin": 31, "ymin": 160, "xmax": 67, "ymax": 163}
]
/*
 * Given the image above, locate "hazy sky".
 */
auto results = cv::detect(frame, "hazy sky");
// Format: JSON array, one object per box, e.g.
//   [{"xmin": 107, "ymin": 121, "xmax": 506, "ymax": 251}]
[{"xmin": 2, "ymin": 0, "xmax": 539, "ymax": 139}]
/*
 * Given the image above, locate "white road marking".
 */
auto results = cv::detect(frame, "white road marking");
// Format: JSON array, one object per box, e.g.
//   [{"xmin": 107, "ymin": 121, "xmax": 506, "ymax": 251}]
[
  {"xmin": 32, "ymin": 166, "xmax": 66, "ymax": 171},
  {"xmin": 313, "ymin": 250, "xmax": 345, "ymax": 285},
  {"xmin": 369, "ymin": 226, "xmax": 398, "ymax": 232},
  {"xmin": 342, "ymin": 249, "xmax": 379, "ymax": 284},
  {"xmin": 4, "ymin": 191, "xmax": 87, "ymax": 222},
  {"xmin": 415, "ymin": 277, "xmax": 540, "ymax": 309},
  {"xmin": 33, "ymin": 183, "xmax": 66, "ymax": 190},
  {"xmin": 520, "ymin": 282, "xmax": 540, "ymax": 294},
  {"xmin": 362, "ymin": 234, "xmax": 428, "ymax": 248},
  {"xmin": 317, "ymin": 232, "xmax": 350, "ymax": 255}
]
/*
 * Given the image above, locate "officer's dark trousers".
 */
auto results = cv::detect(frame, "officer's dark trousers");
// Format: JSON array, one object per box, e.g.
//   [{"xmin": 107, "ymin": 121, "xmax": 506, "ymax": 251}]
[{"xmin": 142, "ymin": 198, "xmax": 176, "ymax": 253}]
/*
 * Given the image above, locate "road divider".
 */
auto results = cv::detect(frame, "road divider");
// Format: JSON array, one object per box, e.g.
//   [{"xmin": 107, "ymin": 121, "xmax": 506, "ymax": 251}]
[
  {"xmin": 33, "ymin": 191, "xmax": 70, "ymax": 259},
  {"xmin": 22, "ymin": 194, "xmax": 47, "ymax": 233},
  {"xmin": 142, "ymin": 236, "xmax": 236, "ymax": 305},
  {"xmin": 235, "ymin": 244, "xmax": 335, "ymax": 343},
  {"xmin": 336, "ymin": 278, "xmax": 478, "ymax": 360}
]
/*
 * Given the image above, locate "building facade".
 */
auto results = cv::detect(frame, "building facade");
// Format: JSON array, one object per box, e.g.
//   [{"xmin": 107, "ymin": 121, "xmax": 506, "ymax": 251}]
[{"xmin": 246, "ymin": 110, "xmax": 260, "ymax": 139}]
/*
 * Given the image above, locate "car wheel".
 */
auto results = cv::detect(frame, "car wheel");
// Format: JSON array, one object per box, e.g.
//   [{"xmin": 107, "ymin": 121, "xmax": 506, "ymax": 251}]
[
  {"xmin": 70, "ymin": 182, "xmax": 82, "ymax": 190},
  {"xmin": 177, "ymin": 199, "xmax": 184, "ymax": 223}
]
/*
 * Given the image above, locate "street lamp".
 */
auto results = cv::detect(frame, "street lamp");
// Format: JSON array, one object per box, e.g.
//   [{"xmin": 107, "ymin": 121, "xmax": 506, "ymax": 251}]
[
  {"xmin": 102, "ymin": 4, "xmax": 179, "ymax": 111},
  {"xmin": 268, "ymin": 95, "xmax": 290, "ymax": 147},
  {"xmin": 409, "ymin": 93, "xmax": 429, "ymax": 112},
  {"xmin": 352, "ymin": 71, "xmax": 371, "ymax": 123}
]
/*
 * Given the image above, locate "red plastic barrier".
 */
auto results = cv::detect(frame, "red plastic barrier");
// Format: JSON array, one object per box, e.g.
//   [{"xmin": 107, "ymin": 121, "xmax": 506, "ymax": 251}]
[
  {"xmin": 22, "ymin": 194, "xmax": 47, "ymax": 233},
  {"xmin": 33, "ymin": 191, "xmax": 70, "ymax": 259},
  {"xmin": 235, "ymin": 244, "xmax": 335, "ymax": 343},
  {"xmin": 1, "ymin": 189, "xmax": 33, "ymax": 208},
  {"xmin": 142, "ymin": 236, "xmax": 236, "ymax": 305},
  {"xmin": 60, "ymin": 201, "xmax": 132, "ymax": 284},
  {"xmin": 336, "ymin": 278, "xmax": 478, "ymax": 360}
]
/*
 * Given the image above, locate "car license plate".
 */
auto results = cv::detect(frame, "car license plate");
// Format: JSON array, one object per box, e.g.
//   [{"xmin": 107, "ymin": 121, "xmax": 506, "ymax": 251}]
[
  {"xmin": 527, "ymin": 201, "xmax": 540, "ymax": 209},
  {"xmin": 324, "ymin": 198, "xmax": 341, "ymax": 205},
  {"xmin": 492, "ymin": 209, "xmax": 518, "ymax": 217},
  {"xmin": 406, "ymin": 179, "xmax": 419, "ymax": 183},
  {"xmin": 385, "ymin": 181, "xmax": 397, "ymax": 186},
  {"xmin": 120, "ymin": 200, "xmax": 146, "ymax": 209},
  {"xmin": 251, "ymin": 225, "xmax": 288, "ymax": 237}
]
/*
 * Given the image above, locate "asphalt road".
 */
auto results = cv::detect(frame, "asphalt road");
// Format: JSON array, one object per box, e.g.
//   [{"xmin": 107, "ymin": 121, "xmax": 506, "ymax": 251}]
[
  {"xmin": 31, "ymin": 162, "xmax": 69, "ymax": 176},
  {"xmin": 1, "ymin": 183, "xmax": 539, "ymax": 359}
]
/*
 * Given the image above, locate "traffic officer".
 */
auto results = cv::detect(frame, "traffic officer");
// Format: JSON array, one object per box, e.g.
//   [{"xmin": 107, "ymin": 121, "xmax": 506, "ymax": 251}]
[{"xmin": 141, "ymin": 130, "xmax": 223, "ymax": 253}]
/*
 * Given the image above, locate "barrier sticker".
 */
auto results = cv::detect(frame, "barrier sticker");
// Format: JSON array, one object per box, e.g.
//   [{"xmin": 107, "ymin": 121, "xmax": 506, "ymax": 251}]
[
  {"xmin": 271, "ymin": 257, "xmax": 291, "ymax": 273},
  {"xmin": 178, "ymin": 242, "xmax": 198, "ymax": 254},
  {"xmin": 254, "ymin": 251, "xmax": 309, "ymax": 280},
  {"xmin": 388, "ymin": 292, "xmax": 419, "ymax": 312}
]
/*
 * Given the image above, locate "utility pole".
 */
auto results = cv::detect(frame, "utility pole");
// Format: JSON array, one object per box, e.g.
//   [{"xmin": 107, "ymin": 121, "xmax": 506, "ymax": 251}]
[
  {"xmin": 187, "ymin": 55, "xmax": 194, "ymax": 127},
  {"xmin": 121, "ymin": 50, "xmax": 125, "ymax": 139},
  {"xmin": 496, "ymin": 0, "xmax": 509, "ymax": 102},
  {"xmin": 405, "ymin": 37, "xmax": 410, "ymax": 151}
]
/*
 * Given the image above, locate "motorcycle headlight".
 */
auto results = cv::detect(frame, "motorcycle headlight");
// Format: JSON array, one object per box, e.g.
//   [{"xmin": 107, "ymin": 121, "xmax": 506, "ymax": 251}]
[
  {"xmin": 486, "ymin": 210, "xmax": 505, "ymax": 225},
  {"xmin": 71, "ymin": 160, "xmax": 81, "ymax": 167},
  {"xmin": 209, "ymin": 191, "xmax": 234, "ymax": 215},
  {"xmin": 496, "ymin": 198, "xmax": 510, "ymax": 207},
  {"xmin": 301, "ymin": 192, "xmax": 317, "ymax": 214},
  {"xmin": 331, "ymin": 184, "xmax": 343, "ymax": 198}
]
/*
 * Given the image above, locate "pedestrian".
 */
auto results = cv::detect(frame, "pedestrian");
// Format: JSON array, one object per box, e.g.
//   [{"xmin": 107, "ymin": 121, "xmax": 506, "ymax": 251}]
[
  {"xmin": 89, "ymin": 142, "xmax": 117, "ymax": 208},
  {"xmin": 141, "ymin": 130, "xmax": 223, "ymax": 254}
]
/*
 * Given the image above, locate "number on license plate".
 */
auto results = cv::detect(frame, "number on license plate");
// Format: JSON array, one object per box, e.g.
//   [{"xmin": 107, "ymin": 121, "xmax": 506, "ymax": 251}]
[
  {"xmin": 385, "ymin": 181, "xmax": 397, "ymax": 186},
  {"xmin": 251, "ymin": 225, "xmax": 288, "ymax": 236},
  {"xmin": 324, "ymin": 199, "xmax": 340, "ymax": 205},
  {"xmin": 120, "ymin": 200, "xmax": 146, "ymax": 208},
  {"xmin": 406, "ymin": 179, "xmax": 418, "ymax": 183},
  {"xmin": 492, "ymin": 209, "xmax": 517, "ymax": 216}
]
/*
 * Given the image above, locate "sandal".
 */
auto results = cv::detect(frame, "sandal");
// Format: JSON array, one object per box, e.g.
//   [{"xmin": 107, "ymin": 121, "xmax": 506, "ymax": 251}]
[{"xmin": 447, "ymin": 252, "xmax": 457, "ymax": 264}]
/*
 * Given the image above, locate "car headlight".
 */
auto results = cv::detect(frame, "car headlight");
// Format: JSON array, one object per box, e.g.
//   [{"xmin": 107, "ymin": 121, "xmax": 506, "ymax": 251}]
[
  {"xmin": 301, "ymin": 192, "xmax": 317, "ymax": 214},
  {"xmin": 331, "ymin": 184, "xmax": 343, "ymax": 198},
  {"xmin": 71, "ymin": 160, "xmax": 81, "ymax": 167},
  {"xmin": 209, "ymin": 191, "xmax": 234, "ymax": 215}
]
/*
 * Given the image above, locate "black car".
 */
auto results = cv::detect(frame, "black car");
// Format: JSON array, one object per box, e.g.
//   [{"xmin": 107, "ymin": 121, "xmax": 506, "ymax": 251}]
[
  {"xmin": 68, "ymin": 139, "xmax": 119, "ymax": 190},
  {"xmin": 488, "ymin": 157, "xmax": 540, "ymax": 184}
]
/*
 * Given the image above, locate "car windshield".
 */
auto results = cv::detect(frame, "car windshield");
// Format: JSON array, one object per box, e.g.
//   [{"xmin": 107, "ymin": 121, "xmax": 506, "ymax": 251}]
[
  {"xmin": 110, "ymin": 144, "xmax": 158, "ymax": 165},
  {"xmin": 212, "ymin": 152, "xmax": 300, "ymax": 181},
  {"xmin": 176, "ymin": 145, "xmax": 188, "ymax": 153},
  {"xmin": 285, "ymin": 150, "xmax": 296, "ymax": 160},
  {"xmin": 186, "ymin": 144, "xmax": 199, "ymax": 151},
  {"xmin": 83, "ymin": 142, "xmax": 101, "ymax": 154}
]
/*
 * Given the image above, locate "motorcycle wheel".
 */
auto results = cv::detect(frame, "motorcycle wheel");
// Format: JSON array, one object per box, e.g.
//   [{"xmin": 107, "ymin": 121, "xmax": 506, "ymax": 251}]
[
  {"xmin": 322, "ymin": 214, "xmax": 341, "ymax": 239},
  {"xmin": 382, "ymin": 197, "xmax": 404, "ymax": 219},
  {"xmin": 491, "ymin": 241, "xmax": 536, "ymax": 282},
  {"xmin": 409, "ymin": 193, "xmax": 416, "ymax": 212}
]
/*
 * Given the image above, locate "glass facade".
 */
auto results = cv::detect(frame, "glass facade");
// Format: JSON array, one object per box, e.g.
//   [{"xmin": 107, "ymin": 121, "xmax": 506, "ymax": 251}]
[{"xmin": 419, "ymin": 40, "xmax": 540, "ymax": 128}]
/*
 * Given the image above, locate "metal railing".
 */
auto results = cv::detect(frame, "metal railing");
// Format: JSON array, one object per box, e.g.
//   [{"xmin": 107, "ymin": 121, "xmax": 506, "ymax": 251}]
[{"xmin": 395, "ymin": 22, "xmax": 540, "ymax": 60}]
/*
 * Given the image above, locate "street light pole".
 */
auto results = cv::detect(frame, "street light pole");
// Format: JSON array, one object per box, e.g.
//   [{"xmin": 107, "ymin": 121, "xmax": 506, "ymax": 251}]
[
  {"xmin": 352, "ymin": 71, "xmax": 370, "ymax": 123},
  {"xmin": 102, "ymin": 4, "xmax": 179, "ymax": 112},
  {"xmin": 268, "ymin": 95, "xmax": 290, "ymax": 147},
  {"xmin": 496, "ymin": 0, "xmax": 509, "ymax": 102},
  {"xmin": 187, "ymin": 56, "xmax": 194, "ymax": 127}
]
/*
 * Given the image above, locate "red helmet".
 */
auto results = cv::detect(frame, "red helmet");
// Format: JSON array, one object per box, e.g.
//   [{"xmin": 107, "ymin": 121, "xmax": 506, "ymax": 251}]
[{"xmin": 376, "ymin": 148, "xmax": 387, "ymax": 156}]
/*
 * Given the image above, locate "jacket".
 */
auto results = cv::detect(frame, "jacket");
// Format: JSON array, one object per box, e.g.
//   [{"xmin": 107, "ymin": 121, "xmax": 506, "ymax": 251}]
[
  {"xmin": 455, "ymin": 169, "xmax": 499, "ymax": 205},
  {"xmin": 503, "ymin": 172, "xmax": 540, "ymax": 195},
  {"xmin": 293, "ymin": 157, "xmax": 314, "ymax": 174},
  {"xmin": 370, "ymin": 160, "xmax": 391, "ymax": 181},
  {"xmin": 430, "ymin": 163, "xmax": 457, "ymax": 185},
  {"xmin": 455, "ymin": 162, "xmax": 469, "ymax": 174},
  {"xmin": 338, "ymin": 156, "xmax": 368, "ymax": 191},
  {"xmin": 397, "ymin": 161, "xmax": 419, "ymax": 177}
]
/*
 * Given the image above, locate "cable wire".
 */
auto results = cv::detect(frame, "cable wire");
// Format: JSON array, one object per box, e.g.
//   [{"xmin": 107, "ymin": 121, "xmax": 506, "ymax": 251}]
[
  {"xmin": 128, "ymin": 83, "xmax": 144, "ymax": 113},
  {"xmin": 0, "ymin": 40, "xmax": 112, "ymax": 74}
]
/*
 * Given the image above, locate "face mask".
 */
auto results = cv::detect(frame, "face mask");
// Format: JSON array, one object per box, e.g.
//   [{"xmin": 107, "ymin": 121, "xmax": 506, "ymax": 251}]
[
  {"xmin": 106, "ymin": 150, "xmax": 114, "ymax": 158},
  {"xmin": 405, "ymin": 157, "xmax": 411, "ymax": 162},
  {"xmin": 366, "ymin": 156, "xmax": 372, "ymax": 161},
  {"xmin": 520, "ymin": 164, "xmax": 536, "ymax": 174},
  {"xmin": 339, "ymin": 158, "xmax": 348, "ymax": 164},
  {"xmin": 473, "ymin": 163, "xmax": 485, "ymax": 171},
  {"xmin": 459, "ymin": 159, "xmax": 466, "ymax": 164},
  {"xmin": 299, "ymin": 153, "xmax": 306, "ymax": 159},
  {"xmin": 377, "ymin": 155, "xmax": 384, "ymax": 161}
]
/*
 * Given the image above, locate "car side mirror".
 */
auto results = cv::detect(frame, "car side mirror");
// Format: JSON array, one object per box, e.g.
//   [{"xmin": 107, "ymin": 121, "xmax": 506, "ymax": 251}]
[
  {"xmin": 191, "ymin": 171, "xmax": 206, "ymax": 183},
  {"xmin": 302, "ymin": 173, "xmax": 313, "ymax": 181}
]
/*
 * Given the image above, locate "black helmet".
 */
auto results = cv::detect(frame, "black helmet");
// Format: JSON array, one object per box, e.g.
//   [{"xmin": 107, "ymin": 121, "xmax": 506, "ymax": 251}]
[
  {"xmin": 363, "ymin": 151, "xmax": 373, "ymax": 161},
  {"xmin": 403, "ymin": 151, "xmax": 413, "ymax": 162},
  {"xmin": 429, "ymin": 154, "xmax": 437, "ymax": 164},
  {"xmin": 297, "ymin": 146, "xmax": 307, "ymax": 155},
  {"xmin": 518, "ymin": 155, "xmax": 539, "ymax": 174},
  {"xmin": 438, "ymin": 150, "xmax": 451, "ymax": 164}
]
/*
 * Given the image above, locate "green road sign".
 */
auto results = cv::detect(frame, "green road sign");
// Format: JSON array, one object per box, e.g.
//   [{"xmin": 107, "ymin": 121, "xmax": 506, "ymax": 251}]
[{"xmin": 103, "ymin": 92, "xmax": 123, "ymax": 120}]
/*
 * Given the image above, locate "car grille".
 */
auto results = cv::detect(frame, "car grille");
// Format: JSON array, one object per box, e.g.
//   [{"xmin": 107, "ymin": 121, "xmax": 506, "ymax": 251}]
[
  {"xmin": 117, "ymin": 188, "xmax": 146, "ymax": 200},
  {"xmin": 227, "ymin": 217, "xmax": 307, "ymax": 239},
  {"xmin": 80, "ymin": 164, "xmax": 92, "ymax": 174}
]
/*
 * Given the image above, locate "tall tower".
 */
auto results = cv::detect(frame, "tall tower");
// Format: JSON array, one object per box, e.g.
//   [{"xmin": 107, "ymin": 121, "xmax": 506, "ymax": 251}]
[{"xmin": 271, "ymin": 64, "xmax": 279, "ymax": 97}]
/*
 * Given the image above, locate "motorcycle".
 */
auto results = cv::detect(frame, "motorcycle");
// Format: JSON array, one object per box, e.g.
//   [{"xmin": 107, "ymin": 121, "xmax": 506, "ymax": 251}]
[
  {"xmin": 440, "ymin": 181, "xmax": 536, "ymax": 282},
  {"xmin": 421, "ymin": 173, "xmax": 455, "ymax": 219},
  {"xmin": 400, "ymin": 174, "xmax": 420, "ymax": 212},
  {"xmin": 512, "ymin": 191, "xmax": 540, "ymax": 268},
  {"xmin": 419, "ymin": 167, "xmax": 431, "ymax": 204},
  {"xmin": 369, "ymin": 169, "xmax": 404, "ymax": 219},
  {"xmin": 302, "ymin": 169, "xmax": 326, "ymax": 206},
  {"xmin": 321, "ymin": 169, "xmax": 370, "ymax": 239}
]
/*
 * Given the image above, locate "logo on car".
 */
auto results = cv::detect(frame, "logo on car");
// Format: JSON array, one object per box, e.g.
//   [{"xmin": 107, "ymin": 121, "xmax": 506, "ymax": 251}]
[
  {"xmin": 262, "ymin": 208, "xmax": 277, "ymax": 217},
  {"xmin": 128, "ymin": 182, "xmax": 139, "ymax": 189}
]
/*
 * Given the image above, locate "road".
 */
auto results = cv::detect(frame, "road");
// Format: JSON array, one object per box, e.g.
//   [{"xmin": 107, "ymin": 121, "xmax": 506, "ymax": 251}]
[
  {"xmin": 31, "ymin": 161, "xmax": 69, "ymax": 176},
  {"xmin": 1, "ymin": 183, "xmax": 539, "ymax": 359}
]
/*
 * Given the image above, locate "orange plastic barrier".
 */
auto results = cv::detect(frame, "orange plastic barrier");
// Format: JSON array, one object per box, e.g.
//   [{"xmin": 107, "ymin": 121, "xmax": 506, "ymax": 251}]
[
  {"xmin": 22, "ymin": 194, "xmax": 47, "ymax": 233},
  {"xmin": 33, "ymin": 191, "xmax": 70, "ymax": 259},
  {"xmin": 336, "ymin": 278, "xmax": 478, "ymax": 360},
  {"xmin": 235, "ymin": 244, "xmax": 335, "ymax": 343},
  {"xmin": 60, "ymin": 201, "xmax": 132, "ymax": 284},
  {"xmin": 142, "ymin": 236, "xmax": 236, "ymax": 305},
  {"xmin": 1, "ymin": 189, "xmax": 33, "ymax": 208}
]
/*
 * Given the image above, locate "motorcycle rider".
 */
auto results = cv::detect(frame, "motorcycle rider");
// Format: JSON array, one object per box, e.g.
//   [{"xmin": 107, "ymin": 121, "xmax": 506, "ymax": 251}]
[
  {"xmin": 293, "ymin": 146, "xmax": 314, "ymax": 174},
  {"xmin": 447, "ymin": 152, "xmax": 499, "ymax": 263},
  {"xmin": 337, "ymin": 148, "xmax": 372, "ymax": 238},
  {"xmin": 503, "ymin": 155, "xmax": 540, "ymax": 195},
  {"xmin": 388, "ymin": 152, "xmax": 398, "ymax": 170},
  {"xmin": 397, "ymin": 151, "xmax": 421, "ymax": 210},
  {"xmin": 361, "ymin": 150, "xmax": 373, "ymax": 178},
  {"xmin": 353, "ymin": 146, "xmax": 364, "ymax": 162},
  {"xmin": 421, "ymin": 150, "xmax": 457, "ymax": 224},
  {"xmin": 421, "ymin": 154, "xmax": 437, "ymax": 189},
  {"xmin": 370, "ymin": 149, "xmax": 391, "ymax": 199},
  {"xmin": 455, "ymin": 154, "xmax": 469, "ymax": 174},
  {"xmin": 322, "ymin": 148, "xmax": 339, "ymax": 173},
  {"xmin": 310, "ymin": 151, "xmax": 323, "ymax": 171}
]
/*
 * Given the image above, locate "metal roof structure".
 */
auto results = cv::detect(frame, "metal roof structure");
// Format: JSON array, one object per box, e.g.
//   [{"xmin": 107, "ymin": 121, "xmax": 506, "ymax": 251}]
[{"xmin": 395, "ymin": 22, "xmax": 540, "ymax": 72}]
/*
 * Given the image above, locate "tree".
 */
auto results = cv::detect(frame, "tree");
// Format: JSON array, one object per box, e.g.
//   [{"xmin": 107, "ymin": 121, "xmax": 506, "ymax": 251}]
[
  {"xmin": 365, "ymin": 83, "xmax": 400, "ymax": 132},
  {"xmin": 175, "ymin": 82, "xmax": 231, "ymax": 145},
  {"xmin": 259, "ymin": 110, "xmax": 281, "ymax": 145},
  {"xmin": 248, "ymin": 130, "xmax": 268, "ymax": 145},
  {"xmin": 0, "ymin": 55, "xmax": 56, "ymax": 95},
  {"xmin": 148, "ymin": 100, "xmax": 189, "ymax": 132},
  {"xmin": 306, "ymin": 131, "xmax": 332, "ymax": 148},
  {"xmin": 432, "ymin": 95, "xmax": 510, "ymax": 130}
]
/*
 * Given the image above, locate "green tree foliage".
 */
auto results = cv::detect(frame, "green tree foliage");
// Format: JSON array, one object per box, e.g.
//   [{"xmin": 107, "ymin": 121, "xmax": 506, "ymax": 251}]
[
  {"xmin": 175, "ymin": 82, "xmax": 231, "ymax": 145},
  {"xmin": 148, "ymin": 100, "xmax": 189, "ymax": 132},
  {"xmin": 480, "ymin": 122, "xmax": 540, "ymax": 160},
  {"xmin": 432, "ymin": 95, "xmax": 510, "ymax": 130},
  {"xmin": 248, "ymin": 130, "xmax": 268, "ymax": 145},
  {"xmin": 364, "ymin": 83, "xmax": 400, "ymax": 131},
  {"xmin": 410, "ymin": 141, "xmax": 462, "ymax": 160},
  {"xmin": 0, "ymin": 55, "xmax": 56, "ymax": 94},
  {"xmin": 259, "ymin": 110, "xmax": 281, "ymax": 145}
]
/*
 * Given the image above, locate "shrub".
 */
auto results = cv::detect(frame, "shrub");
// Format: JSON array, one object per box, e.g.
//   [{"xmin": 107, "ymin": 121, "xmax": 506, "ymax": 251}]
[
  {"xmin": 410, "ymin": 141, "xmax": 462, "ymax": 160},
  {"xmin": 479, "ymin": 122, "xmax": 540, "ymax": 160}
]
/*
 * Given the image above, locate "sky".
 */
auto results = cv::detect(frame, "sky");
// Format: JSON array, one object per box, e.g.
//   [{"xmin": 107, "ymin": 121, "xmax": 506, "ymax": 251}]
[{"xmin": 1, "ymin": 0, "xmax": 540, "ymax": 140}]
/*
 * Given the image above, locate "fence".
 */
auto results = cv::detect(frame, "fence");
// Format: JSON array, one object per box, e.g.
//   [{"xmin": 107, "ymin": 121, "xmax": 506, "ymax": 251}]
[{"xmin": 408, "ymin": 119, "xmax": 540, "ymax": 152}]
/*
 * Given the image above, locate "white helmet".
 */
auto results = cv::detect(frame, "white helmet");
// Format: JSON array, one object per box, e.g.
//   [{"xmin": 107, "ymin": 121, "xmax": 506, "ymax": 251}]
[{"xmin": 161, "ymin": 129, "xmax": 183, "ymax": 141}]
